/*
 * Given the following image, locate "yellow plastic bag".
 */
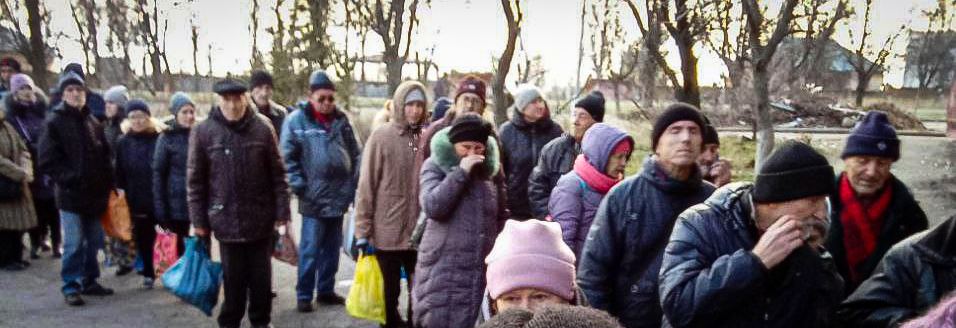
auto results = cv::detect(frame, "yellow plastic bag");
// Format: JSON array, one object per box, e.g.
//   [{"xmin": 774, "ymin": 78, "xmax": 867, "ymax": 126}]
[{"xmin": 345, "ymin": 253, "xmax": 386, "ymax": 324}]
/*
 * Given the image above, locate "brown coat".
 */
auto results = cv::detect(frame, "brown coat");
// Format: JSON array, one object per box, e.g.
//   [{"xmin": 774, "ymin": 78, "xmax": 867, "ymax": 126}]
[
  {"xmin": 0, "ymin": 110, "xmax": 36, "ymax": 231},
  {"xmin": 187, "ymin": 106, "xmax": 290, "ymax": 243},
  {"xmin": 354, "ymin": 81, "xmax": 428, "ymax": 251}
]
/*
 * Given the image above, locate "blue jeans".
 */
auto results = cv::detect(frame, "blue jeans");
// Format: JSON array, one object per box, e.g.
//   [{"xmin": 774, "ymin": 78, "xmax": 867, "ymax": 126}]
[
  {"xmin": 60, "ymin": 210, "xmax": 105, "ymax": 295},
  {"xmin": 296, "ymin": 216, "xmax": 343, "ymax": 301}
]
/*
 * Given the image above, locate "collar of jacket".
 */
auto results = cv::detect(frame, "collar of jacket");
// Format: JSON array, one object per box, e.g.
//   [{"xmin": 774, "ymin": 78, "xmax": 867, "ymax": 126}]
[
  {"xmin": 4, "ymin": 93, "xmax": 47, "ymax": 118},
  {"xmin": 510, "ymin": 104, "xmax": 556, "ymax": 132},
  {"xmin": 640, "ymin": 155, "xmax": 705, "ymax": 194},
  {"xmin": 53, "ymin": 101, "xmax": 91, "ymax": 118},
  {"xmin": 429, "ymin": 126, "xmax": 501, "ymax": 177},
  {"xmin": 210, "ymin": 105, "xmax": 256, "ymax": 132},
  {"xmin": 162, "ymin": 117, "xmax": 191, "ymax": 134},
  {"xmin": 301, "ymin": 102, "xmax": 344, "ymax": 125},
  {"xmin": 256, "ymin": 100, "xmax": 285, "ymax": 117}
]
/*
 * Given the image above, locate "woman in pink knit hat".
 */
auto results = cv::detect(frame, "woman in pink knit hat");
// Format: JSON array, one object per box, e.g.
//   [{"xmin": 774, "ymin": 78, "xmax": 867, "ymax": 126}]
[{"xmin": 478, "ymin": 219, "xmax": 588, "ymax": 324}]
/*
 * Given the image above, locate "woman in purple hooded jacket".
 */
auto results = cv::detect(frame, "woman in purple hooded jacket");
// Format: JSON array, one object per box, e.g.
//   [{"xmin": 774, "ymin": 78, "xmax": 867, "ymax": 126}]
[{"xmin": 548, "ymin": 123, "xmax": 633, "ymax": 257}]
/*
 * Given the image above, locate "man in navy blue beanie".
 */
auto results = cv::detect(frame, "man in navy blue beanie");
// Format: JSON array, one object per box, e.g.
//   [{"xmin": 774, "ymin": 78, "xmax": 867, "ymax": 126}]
[{"xmin": 824, "ymin": 110, "xmax": 928, "ymax": 295}]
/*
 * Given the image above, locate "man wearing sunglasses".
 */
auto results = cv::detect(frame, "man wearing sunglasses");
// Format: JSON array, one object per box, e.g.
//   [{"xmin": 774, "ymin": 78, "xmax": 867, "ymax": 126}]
[{"xmin": 280, "ymin": 69, "xmax": 361, "ymax": 312}]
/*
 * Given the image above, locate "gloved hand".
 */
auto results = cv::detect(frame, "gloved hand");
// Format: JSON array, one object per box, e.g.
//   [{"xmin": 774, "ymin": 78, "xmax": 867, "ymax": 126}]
[{"xmin": 352, "ymin": 238, "xmax": 374, "ymax": 260}]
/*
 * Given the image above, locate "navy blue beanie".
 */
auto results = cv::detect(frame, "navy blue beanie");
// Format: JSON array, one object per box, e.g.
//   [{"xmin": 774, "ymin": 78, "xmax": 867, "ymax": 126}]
[
  {"xmin": 753, "ymin": 141, "xmax": 834, "ymax": 203},
  {"xmin": 125, "ymin": 99, "xmax": 151, "ymax": 117},
  {"xmin": 432, "ymin": 97, "xmax": 453, "ymax": 122},
  {"xmin": 309, "ymin": 69, "xmax": 335, "ymax": 92},
  {"xmin": 841, "ymin": 111, "xmax": 900, "ymax": 161}
]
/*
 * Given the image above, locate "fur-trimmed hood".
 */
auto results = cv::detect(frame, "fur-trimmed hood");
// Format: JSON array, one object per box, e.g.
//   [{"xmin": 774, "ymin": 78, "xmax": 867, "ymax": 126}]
[
  {"xmin": 391, "ymin": 80, "xmax": 430, "ymax": 130},
  {"xmin": 430, "ymin": 126, "xmax": 500, "ymax": 177}
]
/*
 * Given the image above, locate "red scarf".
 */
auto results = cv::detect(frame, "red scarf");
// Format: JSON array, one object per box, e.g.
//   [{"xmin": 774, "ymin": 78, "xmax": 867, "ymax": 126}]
[
  {"xmin": 839, "ymin": 173, "xmax": 893, "ymax": 284},
  {"xmin": 309, "ymin": 103, "xmax": 334, "ymax": 128},
  {"xmin": 572, "ymin": 155, "xmax": 621, "ymax": 194}
]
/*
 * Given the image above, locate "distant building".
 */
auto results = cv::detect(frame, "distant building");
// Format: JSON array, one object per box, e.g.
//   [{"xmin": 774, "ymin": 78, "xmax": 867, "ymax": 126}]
[
  {"xmin": 775, "ymin": 37, "xmax": 885, "ymax": 92},
  {"xmin": 902, "ymin": 31, "xmax": 956, "ymax": 89},
  {"xmin": 582, "ymin": 77, "xmax": 636, "ymax": 100},
  {"xmin": 0, "ymin": 26, "xmax": 56, "ymax": 80}
]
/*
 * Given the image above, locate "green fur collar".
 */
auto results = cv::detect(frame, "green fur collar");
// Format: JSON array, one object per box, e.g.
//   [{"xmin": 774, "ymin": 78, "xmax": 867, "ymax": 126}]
[{"xmin": 430, "ymin": 127, "xmax": 500, "ymax": 176}]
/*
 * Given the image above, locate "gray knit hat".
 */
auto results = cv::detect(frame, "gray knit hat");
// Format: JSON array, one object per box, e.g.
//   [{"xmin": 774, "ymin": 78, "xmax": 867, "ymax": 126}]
[
  {"xmin": 512, "ymin": 84, "xmax": 543, "ymax": 113},
  {"xmin": 104, "ymin": 86, "xmax": 130, "ymax": 107}
]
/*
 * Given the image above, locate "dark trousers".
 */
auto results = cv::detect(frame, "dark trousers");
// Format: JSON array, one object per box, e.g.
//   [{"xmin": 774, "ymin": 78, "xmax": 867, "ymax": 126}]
[
  {"xmin": 27, "ymin": 197, "xmax": 60, "ymax": 250},
  {"xmin": 377, "ymin": 250, "xmax": 417, "ymax": 328},
  {"xmin": 0, "ymin": 229, "xmax": 25, "ymax": 265},
  {"xmin": 218, "ymin": 238, "xmax": 272, "ymax": 328},
  {"xmin": 164, "ymin": 220, "xmax": 190, "ymax": 257},
  {"xmin": 132, "ymin": 214, "xmax": 157, "ymax": 278}
]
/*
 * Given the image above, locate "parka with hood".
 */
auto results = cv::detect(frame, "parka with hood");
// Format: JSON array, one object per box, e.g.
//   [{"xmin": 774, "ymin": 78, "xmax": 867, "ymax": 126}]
[
  {"xmin": 0, "ymin": 106, "xmax": 36, "ymax": 231},
  {"xmin": 4, "ymin": 91, "xmax": 53, "ymax": 200},
  {"xmin": 412, "ymin": 126, "xmax": 509, "ymax": 328},
  {"xmin": 152, "ymin": 117, "xmax": 192, "ymax": 223},
  {"xmin": 354, "ymin": 81, "xmax": 429, "ymax": 251},
  {"xmin": 114, "ymin": 117, "xmax": 161, "ymax": 217},
  {"xmin": 549, "ymin": 123, "xmax": 632, "ymax": 257},
  {"xmin": 498, "ymin": 103, "xmax": 563, "ymax": 219},
  {"xmin": 279, "ymin": 100, "xmax": 361, "ymax": 219}
]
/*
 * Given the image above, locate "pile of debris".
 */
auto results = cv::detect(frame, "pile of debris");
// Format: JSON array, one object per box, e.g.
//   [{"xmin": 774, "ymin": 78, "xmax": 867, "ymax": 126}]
[
  {"xmin": 864, "ymin": 102, "xmax": 927, "ymax": 130},
  {"xmin": 766, "ymin": 96, "xmax": 926, "ymax": 131}
]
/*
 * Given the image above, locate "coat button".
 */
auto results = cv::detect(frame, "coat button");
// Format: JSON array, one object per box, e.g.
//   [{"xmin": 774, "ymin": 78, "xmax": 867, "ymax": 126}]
[{"xmin": 225, "ymin": 149, "xmax": 231, "ymax": 155}]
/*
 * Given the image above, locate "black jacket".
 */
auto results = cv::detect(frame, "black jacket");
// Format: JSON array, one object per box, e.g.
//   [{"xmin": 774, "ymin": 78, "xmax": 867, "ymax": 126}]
[
  {"xmin": 38, "ymin": 102, "xmax": 113, "ymax": 216},
  {"xmin": 187, "ymin": 107, "xmax": 290, "ymax": 243},
  {"xmin": 255, "ymin": 100, "xmax": 289, "ymax": 138},
  {"xmin": 824, "ymin": 174, "xmax": 929, "ymax": 295},
  {"xmin": 577, "ymin": 156, "xmax": 715, "ymax": 328},
  {"xmin": 115, "ymin": 130, "xmax": 159, "ymax": 217},
  {"xmin": 152, "ymin": 121, "xmax": 190, "ymax": 222},
  {"xmin": 497, "ymin": 107, "xmax": 562, "ymax": 219},
  {"xmin": 527, "ymin": 133, "xmax": 578, "ymax": 218},
  {"xmin": 837, "ymin": 215, "xmax": 956, "ymax": 327},
  {"xmin": 659, "ymin": 183, "xmax": 844, "ymax": 328}
]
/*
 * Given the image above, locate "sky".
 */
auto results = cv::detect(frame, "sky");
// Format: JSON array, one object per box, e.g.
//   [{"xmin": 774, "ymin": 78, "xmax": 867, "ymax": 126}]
[{"xmin": 37, "ymin": 0, "xmax": 947, "ymax": 90}]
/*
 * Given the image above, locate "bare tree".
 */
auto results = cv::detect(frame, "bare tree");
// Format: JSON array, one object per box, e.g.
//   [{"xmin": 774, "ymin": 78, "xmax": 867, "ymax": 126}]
[
  {"xmin": 191, "ymin": 19, "xmax": 199, "ymax": 76},
  {"xmin": 133, "ymin": 0, "xmax": 171, "ymax": 91},
  {"xmin": 588, "ymin": 0, "xmax": 623, "ymax": 80},
  {"xmin": 0, "ymin": 0, "xmax": 51, "ymax": 90},
  {"xmin": 608, "ymin": 42, "xmax": 640, "ymax": 113},
  {"xmin": 575, "ymin": 0, "xmax": 586, "ymax": 91},
  {"xmin": 250, "ymin": 0, "xmax": 265, "ymax": 69},
  {"xmin": 741, "ymin": 0, "xmax": 800, "ymax": 168},
  {"xmin": 105, "ymin": 0, "xmax": 136, "ymax": 87},
  {"xmin": 846, "ymin": 0, "xmax": 903, "ymax": 107},
  {"xmin": 788, "ymin": 0, "xmax": 851, "ymax": 88},
  {"xmin": 351, "ymin": 0, "xmax": 423, "ymax": 94},
  {"xmin": 910, "ymin": 1, "xmax": 956, "ymax": 95},
  {"xmin": 492, "ymin": 0, "xmax": 524, "ymax": 126}
]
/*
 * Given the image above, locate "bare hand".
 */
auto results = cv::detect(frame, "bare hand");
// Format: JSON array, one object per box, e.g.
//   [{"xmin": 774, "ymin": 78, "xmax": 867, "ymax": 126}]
[
  {"xmin": 709, "ymin": 160, "xmax": 732, "ymax": 187},
  {"xmin": 752, "ymin": 215, "xmax": 804, "ymax": 269},
  {"xmin": 459, "ymin": 155, "xmax": 485, "ymax": 174},
  {"xmin": 194, "ymin": 227, "xmax": 210, "ymax": 237}
]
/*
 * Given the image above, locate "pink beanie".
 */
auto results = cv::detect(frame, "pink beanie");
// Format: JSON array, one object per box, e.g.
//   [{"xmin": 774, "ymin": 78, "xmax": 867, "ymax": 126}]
[{"xmin": 485, "ymin": 220, "xmax": 576, "ymax": 301}]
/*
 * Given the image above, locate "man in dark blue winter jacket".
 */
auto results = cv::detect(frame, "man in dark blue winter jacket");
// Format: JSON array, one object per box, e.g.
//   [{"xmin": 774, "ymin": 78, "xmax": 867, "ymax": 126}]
[
  {"xmin": 577, "ymin": 103, "xmax": 715, "ymax": 328},
  {"xmin": 659, "ymin": 141, "xmax": 844, "ymax": 328}
]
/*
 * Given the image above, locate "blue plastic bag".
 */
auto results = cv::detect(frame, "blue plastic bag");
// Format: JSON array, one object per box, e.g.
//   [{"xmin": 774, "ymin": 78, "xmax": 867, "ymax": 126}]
[{"xmin": 161, "ymin": 237, "xmax": 222, "ymax": 316}]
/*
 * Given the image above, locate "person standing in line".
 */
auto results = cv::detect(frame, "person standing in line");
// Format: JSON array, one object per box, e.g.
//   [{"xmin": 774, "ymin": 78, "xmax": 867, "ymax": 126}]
[
  {"xmin": 153, "ymin": 92, "xmax": 196, "ymax": 257},
  {"xmin": 0, "ymin": 73, "xmax": 37, "ymax": 271},
  {"xmin": 249, "ymin": 70, "xmax": 289, "ymax": 137},
  {"xmin": 100, "ymin": 85, "xmax": 136, "ymax": 275}
]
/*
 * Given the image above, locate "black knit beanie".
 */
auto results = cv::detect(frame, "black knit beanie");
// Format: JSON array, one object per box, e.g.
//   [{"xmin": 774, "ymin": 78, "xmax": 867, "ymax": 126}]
[
  {"xmin": 841, "ymin": 111, "xmax": 900, "ymax": 161},
  {"xmin": 753, "ymin": 141, "xmax": 835, "ymax": 203},
  {"xmin": 249, "ymin": 70, "xmax": 274, "ymax": 89},
  {"xmin": 478, "ymin": 306, "xmax": 623, "ymax": 328},
  {"xmin": 575, "ymin": 91, "xmax": 606, "ymax": 122},
  {"xmin": 449, "ymin": 114, "xmax": 492, "ymax": 144},
  {"xmin": 652, "ymin": 102, "xmax": 706, "ymax": 152},
  {"xmin": 703, "ymin": 124, "xmax": 720, "ymax": 145}
]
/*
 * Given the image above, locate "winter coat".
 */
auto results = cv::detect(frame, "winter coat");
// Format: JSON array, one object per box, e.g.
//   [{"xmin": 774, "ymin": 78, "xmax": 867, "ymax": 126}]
[
  {"xmin": 412, "ymin": 127, "xmax": 509, "ymax": 328},
  {"xmin": 152, "ymin": 121, "xmax": 190, "ymax": 222},
  {"xmin": 577, "ymin": 156, "xmax": 715, "ymax": 328},
  {"xmin": 528, "ymin": 134, "xmax": 578, "ymax": 219},
  {"xmin": 825, "ymin": 174, "xmax": 929, "ymax": 295},
  {"xmin": 187, "ymin": 106, "xmax": 290, "ymax": 243},
  {"xmin": 0, "ymin": 109, "xmax": 36, "ymax": 231},
  {"xmin": 280, "ymin": 103, "xmax": 361, "ymax": 219},
  {"xmin": 115, "ymin": 129, "xmax": 159, "ymax": 217},
  {"xmin": 4, "ymin": 93, "xmax": 54, "ymax": 200},
  {"xmin": 417, "ymin": 115, "xmax": 451, "ymax": 164},
  {"xmin": 498, "ymin": 106, "xmax": 563, "ymax": 219},
  {"xmin": 837, "ymin": 215, "xmax": 956, "ymax": 327},
  {"xmin": 354, "ymin": 81, "xmax": 427, "ymax": 251},
  {"xmin": 38, "ymin": 102, "xmax": 112, "ymax": 216},
  {"xmin": 103, "ymin": 116, "xmax": 124, "ymax": 150},
  {"xmin": 256, "ymin": 100, "xmax": 288, "ymax": 138},
  {"xmin": 659, "ymin": 183, "xmax": 844, "ymax": 328}
]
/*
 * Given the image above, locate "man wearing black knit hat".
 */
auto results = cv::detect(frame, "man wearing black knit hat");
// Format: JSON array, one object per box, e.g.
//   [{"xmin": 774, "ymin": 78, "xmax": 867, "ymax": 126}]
[
  {"xmin": 578, "ymin": 102, "xmax": 715, "ymax": 328},
  {"xmin": 824, "ymin": 110, "xmax": 927, "ymax": 296},
  {"xmin": 528, "ymin": 91, "xmax": 604, "ymax": 219},
  {"xmin": 249, "ymin": 70, "xmax": 289, "ymax": 137},
  {"xmin": 698, "ymin": 123, "xmax": 733, "ymax": 187},
  {"xmin": 660, "ymin": 140, "xmax": 844, "ymax": 327}
]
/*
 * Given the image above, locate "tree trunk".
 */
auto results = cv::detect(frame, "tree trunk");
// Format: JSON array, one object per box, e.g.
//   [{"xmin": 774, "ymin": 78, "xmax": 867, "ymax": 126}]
[
  {"xmin": 753, "ymin": 64, "xmax": 775, "ymax": 170},
  {"xmin": 854, "ymin": 72, "xmax": 870, "ymax": 107},
  {"xmin": 384, "ymin": 51, "xmax": 403, "ymax": 95},
  {"xmin": 675, "ymin": 36, "xmax": 701, "ymax": 107},
  {"xmin": 24, "ymin": 0, "xmax": 48, "ymax": 91},
  {"xmin": 494, "ymin": 0, "xmax": 521, "ymax": 127},
  {"xmin": 575, "ymin": 0, "xmax": 586, "ymax": 92}
]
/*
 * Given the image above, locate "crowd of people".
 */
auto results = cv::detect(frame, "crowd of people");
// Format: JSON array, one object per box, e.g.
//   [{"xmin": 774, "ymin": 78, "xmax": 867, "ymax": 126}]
[{"xmin": 0, "ymin": 55, "xmax": 953, "ymax": 328}]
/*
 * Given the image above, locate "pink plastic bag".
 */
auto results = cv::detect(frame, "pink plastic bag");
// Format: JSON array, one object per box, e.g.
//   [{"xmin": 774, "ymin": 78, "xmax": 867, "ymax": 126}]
[{"xmin": 154, "ymin": 230, "xmax": 179, "ymax": 276}]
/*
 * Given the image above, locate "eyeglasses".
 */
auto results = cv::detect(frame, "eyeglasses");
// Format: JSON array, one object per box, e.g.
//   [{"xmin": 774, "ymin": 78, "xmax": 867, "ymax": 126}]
[{"xmin": 316, "ymin": 96, "xmax": 335, "ymax": 103}]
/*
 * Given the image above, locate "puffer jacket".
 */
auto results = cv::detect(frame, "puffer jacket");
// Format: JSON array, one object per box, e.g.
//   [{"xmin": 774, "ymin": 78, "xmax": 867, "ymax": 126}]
[
  {"xmin": 280, "ymin": 103, "xmax": 361, "ymax": 219},
  {"xmin": 115, "ymin": 129, "xmax": 159, "ymax": 217},
  {"xmin": 528, "ymin": 134, "xmax": 578, "ymax": 218},
  {"xmin": 825, "ymin": 174, "xmax": 929, "ymax": 295},
  {"xmin": 187, "ymin": 106, "xmax": 290, "ymax": 242},
  {"xmin": 354, "ymin": 81, "xmax": 428, "ymax": 250},
  {"xmin": 5, "ymin": 93, "xmax": 54, "ymax": 200},
  {"xmin": 412, "ymin": 127, "xmax": 509, "ymax": 328},
  {"xmin": 837, "ymin": 215, "xmax": 956, "ymax": 327},
  {"xmin": 549, "ymin": 124, "xmax": 631, "ymax": 257},
  {"xmin": 659, "ymin": 183, "xmax": 844, "ymax": 328},
  {"xmin": 577, "ymin": 156, "xmax": 714, "ymax": 328},
  {"xmin": 38, "ymin": 102, "xmax": 112, "ymax": 216},
  {"xmin": 152, "ymin": 120, "xmax": 190, "ymax": 222},
  {"xmin": 498, "ymin": 105, "xmax": 562, "ymax": 219},
  {"xmin": 477, "ymin": 285, "xmax": 591, "ymax": 325}
]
